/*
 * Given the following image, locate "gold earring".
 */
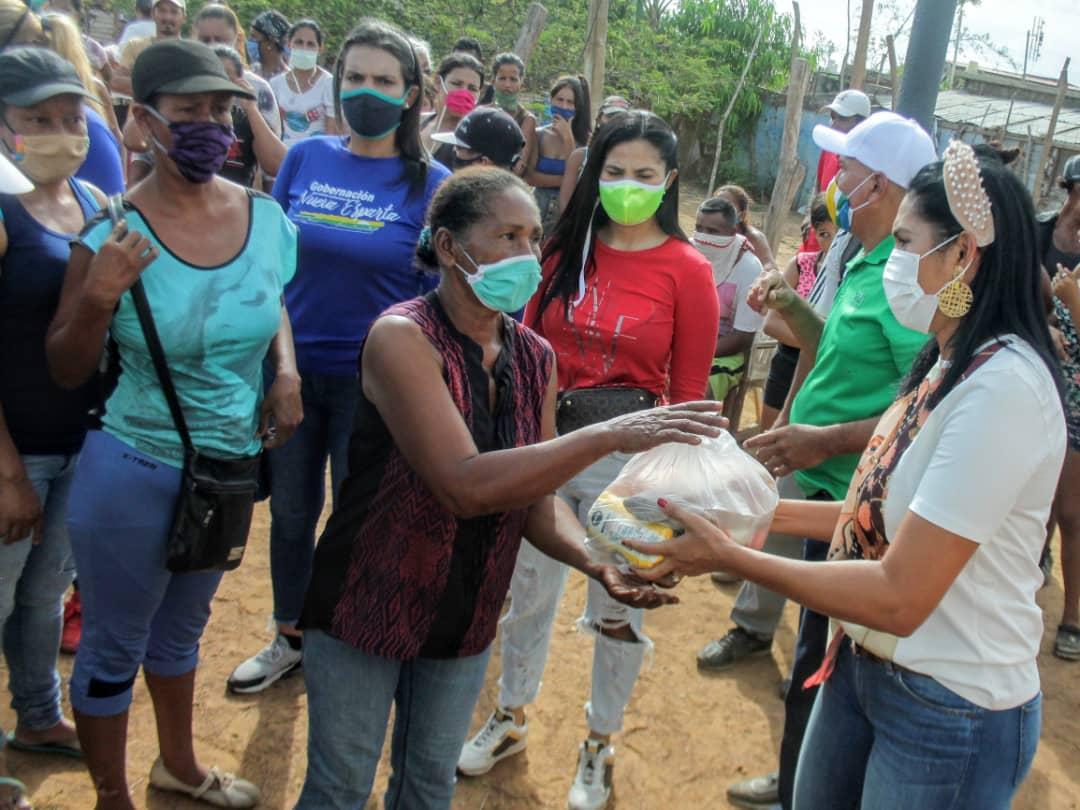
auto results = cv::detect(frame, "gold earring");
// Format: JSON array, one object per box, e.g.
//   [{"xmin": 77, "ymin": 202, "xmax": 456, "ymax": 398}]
[{"xmin": 937, "ymin": 270, "xmax": 973, "ymax": 319}]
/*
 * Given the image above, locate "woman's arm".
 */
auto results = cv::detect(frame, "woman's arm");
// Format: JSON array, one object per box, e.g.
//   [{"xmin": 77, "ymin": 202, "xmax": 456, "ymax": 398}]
[
  {"xmin": 362, "ymin": 316, "xmax": 726, "ymax": 519},
  {"xmin": 259, "ymin": 305, "xmax": 303, "ymax": 448},
  {"xmin": 0, "ymin": 405, "xmax": 41, "ymax": 544},
  {"xmin": 668, "ymin": 259, "xmax": 722, "ymax": 403},
  {"xmin": 244, "ymin": 97, "xmax": 287, "ymax": 177},
  {"xmin": 515, "ymin": 113, "xmax": 537, "ymax": 179},
  {"xmin": 46, "ymin": 233, "xmax": 158, "ymax": 389},
  {"xmin": 631, "ymin": 502, "xmax": 977, "ymax": 638},
  {"xmin": 770, "ymin": 498, "xmax": 843, "ymax": 542},
  {"xmin": 559, "ymin": 147, "xmax": 585, "ymax": 212},
  {"xmin": 747, "ymin": 225, "xmax": 777, "ymax": 273}
]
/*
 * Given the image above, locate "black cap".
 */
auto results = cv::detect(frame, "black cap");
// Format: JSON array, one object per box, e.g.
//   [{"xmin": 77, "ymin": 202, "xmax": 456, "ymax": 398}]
[
  {"xmin": 132, "ymin": 39, "xmax": 254, "ymax": 103},
  {"xmin": 0, "ymin": 47, "xmax": 90, "ymax": 108},
  {"xmin": 431, "ymin": 107, "xmax": 525, "ymax": 169},
  {"xmin": 1064, "ymin": 155, "xmax": 1080, "ymax": 185}
]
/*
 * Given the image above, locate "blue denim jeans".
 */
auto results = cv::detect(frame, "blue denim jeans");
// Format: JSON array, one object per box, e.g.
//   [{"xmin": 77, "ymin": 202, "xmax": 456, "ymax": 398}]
[
  {"xmin": 268, "ymin": 372, "xmax": 359, "ymax": 624},
  {"xmin": 794, "ymin": 643, "xmax": 1041, "ymax": 810},
  {"xmin": 295, "ymin": 630, "xmax": 492, "ymax": 810},
  {"xmin": 0, "ymin": 453, "xmax": 78, "ymax": 731}
]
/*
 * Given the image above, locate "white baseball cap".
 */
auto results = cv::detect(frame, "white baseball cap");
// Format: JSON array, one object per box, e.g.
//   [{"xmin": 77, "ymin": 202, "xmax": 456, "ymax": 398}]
[
  {"xmin": 825, "ymin": 89, "xmax": 872, "ymax": 119},
  {"xmin": 0, "ymin": 154, "xmax": 32, "ymax": 195},
  {"xmin": 813, "ymin": 111, "xmax": 938, "ymax": 190}
]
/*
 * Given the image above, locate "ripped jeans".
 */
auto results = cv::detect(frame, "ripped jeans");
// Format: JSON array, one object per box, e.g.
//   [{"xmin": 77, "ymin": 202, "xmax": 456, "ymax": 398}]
[{"xmin": 497, "ymin": 451, "xmax": 646, "ymax": 736}]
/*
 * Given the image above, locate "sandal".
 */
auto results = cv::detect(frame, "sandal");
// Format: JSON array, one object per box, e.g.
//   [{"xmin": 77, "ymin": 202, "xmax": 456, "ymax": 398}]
[
  {"xmin": 149, "ymin": 758, "xmax": 260, "ymax": 808},
  {"xmin": 0, "ymin": 777, "xmax": 31, "ymax": 810},
  {"xmin": 1054, "ymin": 624, "xmax": 1080, "ymax": 661}
]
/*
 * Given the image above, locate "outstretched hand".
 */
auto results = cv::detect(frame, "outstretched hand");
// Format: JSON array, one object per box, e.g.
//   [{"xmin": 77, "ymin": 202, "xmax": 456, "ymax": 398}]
[
  {"xmin": 623, "ymin": 499, "xmax": 738, "ymax": 581},
  {"xmin": 595, "ymin": 564, "xmax": 680, "ymax": 609}
]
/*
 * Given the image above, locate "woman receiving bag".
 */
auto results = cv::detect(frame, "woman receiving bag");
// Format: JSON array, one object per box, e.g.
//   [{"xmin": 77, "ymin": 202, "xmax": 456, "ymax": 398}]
[{"xmin": 627, "ymin": 141, "xmax": 1064, "ymax": 810}]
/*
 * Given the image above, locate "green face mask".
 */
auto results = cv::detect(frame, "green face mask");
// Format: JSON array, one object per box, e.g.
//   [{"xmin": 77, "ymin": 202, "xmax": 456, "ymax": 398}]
[
  {"xmin": 493, "ymin": 89, "xmax": 519, "ymax": 111},
  {"xmin": 598, "ymin": 174, "xmax": 671, "ymax": 226}
]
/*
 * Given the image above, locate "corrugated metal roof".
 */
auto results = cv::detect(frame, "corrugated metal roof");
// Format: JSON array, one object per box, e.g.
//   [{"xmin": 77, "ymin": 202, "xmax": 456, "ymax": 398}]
[{"xmin": 932, "ymin": 89, "xmax": 1080, "ymax": 148}]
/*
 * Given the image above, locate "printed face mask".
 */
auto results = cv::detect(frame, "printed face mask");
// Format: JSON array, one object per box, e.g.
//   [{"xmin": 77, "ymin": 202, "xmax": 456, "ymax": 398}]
[
  {"xmin": 825, "ymin": 172, "xmax": 875, "ymax": 231},
  {"xmin": 549, "ymin": 104, "xmax": 575, "ymax": 120},
  {"xmin": 3, "ymin": 131, "xmax": 88, "ymax": 184},
  {"xmin": 146, "ymin": 106, "xmax": 234, "ymax": 184},
  {"xmin": 245, "ymin": 39, "xmax": 261, "ymax": 64},
  {"xmin": 340, "ymin": 87, "xmax": 407, "ymax": 140},
  {"xmin": 598, "ymin": 174, "xmax": 670, "ymax": 226},
  {"xmin": 457, "ymin": 247, "xmax": 542, "ymax": 313},
  {"xmin": 494, "ymin": 89, "xmax": 519, "ymax": 111},
  {"xmin": 883, "ymin": 233, "xmax": 965, "ymax": 333},
  {"xmin": 692, "ymin": 230, "xmax": 744, "ymax": 283}
]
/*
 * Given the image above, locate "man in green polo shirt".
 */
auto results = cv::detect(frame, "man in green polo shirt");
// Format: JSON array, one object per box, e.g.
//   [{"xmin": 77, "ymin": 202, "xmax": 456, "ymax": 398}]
[{"xmin": 721, "ymin": 111, "xmax": 938, "ymax": 810}]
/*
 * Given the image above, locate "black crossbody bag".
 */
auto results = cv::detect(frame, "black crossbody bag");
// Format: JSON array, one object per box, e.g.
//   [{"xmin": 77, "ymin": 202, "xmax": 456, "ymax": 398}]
[{"xmin": 111, "ymin": 196, "xmax": 259, "ymax": 572}]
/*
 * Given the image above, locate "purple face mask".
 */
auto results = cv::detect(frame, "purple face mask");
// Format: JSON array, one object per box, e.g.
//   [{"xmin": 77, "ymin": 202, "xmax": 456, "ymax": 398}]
[{"xmin": 147, "ymin": 107, "xmax": 235, "ymax": 184}]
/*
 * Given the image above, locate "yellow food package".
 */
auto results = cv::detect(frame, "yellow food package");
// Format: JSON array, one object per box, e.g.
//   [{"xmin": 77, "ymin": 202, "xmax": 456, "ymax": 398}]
[{"xmin": 585, "ymin": 490, "xmax": 674, "ymax": 568}]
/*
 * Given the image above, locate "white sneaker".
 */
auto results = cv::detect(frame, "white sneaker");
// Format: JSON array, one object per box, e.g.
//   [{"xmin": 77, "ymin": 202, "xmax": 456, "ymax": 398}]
[
  {"xmin": 149, "ymin": 758, "xmax": 260, "ymax": 808},
  {"xmin": 226, "ymin": 634, "xmax": 302, "ymax": 694},
  {"xmin": 457, "ymin": 708, "xmax": 528, "ymax": 776},
  {"xmin": 567, "ymin": 739, "xmax": 614, "ymax": 810}
]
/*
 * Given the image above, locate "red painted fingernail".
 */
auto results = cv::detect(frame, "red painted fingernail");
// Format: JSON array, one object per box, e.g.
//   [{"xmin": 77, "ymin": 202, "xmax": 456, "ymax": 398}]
[{"xmin": 657, "ymin": 498, "xmax": 669, "ymax": 508}]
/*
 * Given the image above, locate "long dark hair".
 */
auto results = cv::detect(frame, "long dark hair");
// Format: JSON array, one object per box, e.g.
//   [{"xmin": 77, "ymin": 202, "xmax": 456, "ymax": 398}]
[
  {"xmin": 900, "ymin": 154, "xmax": 1063, "ymax": 407},
  {"xmin": 534, "ymin": 110, "xmax": 684, "ymax": 324},
  {"xmin": 550, "ymin": 75, "xmax": 591, "ymax": 147},
  {"xmin": 332, "ymin": 19, "xmax": 428, "ymax": 197}
]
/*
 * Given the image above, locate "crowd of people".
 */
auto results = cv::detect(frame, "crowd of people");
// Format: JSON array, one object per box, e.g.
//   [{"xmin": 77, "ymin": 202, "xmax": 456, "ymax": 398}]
[{"xmin": 0, "ymin": 2, "xmax": 1077, "ymax": 809}]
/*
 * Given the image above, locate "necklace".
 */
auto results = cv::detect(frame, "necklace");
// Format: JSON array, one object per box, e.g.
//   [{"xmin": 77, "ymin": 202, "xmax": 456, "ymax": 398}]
[{"xmin": 287, "ymin": 68, "xmax": 318, "ymax": 95}]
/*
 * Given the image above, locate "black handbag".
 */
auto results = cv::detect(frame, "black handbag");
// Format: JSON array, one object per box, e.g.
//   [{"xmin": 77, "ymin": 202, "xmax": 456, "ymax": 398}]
[
  {"xmin": 124, "ymin": 208, "xmax": 259, "ymax": 573},
  {"xmin": 555, "ymin": 387, "xmax": 658, "ymax": 435}
]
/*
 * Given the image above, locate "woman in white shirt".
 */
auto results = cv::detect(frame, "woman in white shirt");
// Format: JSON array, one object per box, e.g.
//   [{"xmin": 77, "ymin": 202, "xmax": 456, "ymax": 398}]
[
  {"xmin": 269, "ymin": 18, "xmax": 338, "ymax": 145},
  {"xmin": 627, "ymin": 142, "xmax": 1065, "ymax": 810}
]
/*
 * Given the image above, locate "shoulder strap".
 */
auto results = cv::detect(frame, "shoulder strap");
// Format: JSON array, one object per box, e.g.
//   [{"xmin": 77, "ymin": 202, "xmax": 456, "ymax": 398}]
[{"xmin": 111, "ymin": 191, "xmax": 194, "ymax": 454}]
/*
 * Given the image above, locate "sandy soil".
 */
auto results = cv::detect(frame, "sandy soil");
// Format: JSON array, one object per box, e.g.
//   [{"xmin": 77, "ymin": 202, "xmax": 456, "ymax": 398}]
[{"xmin": 7, "ymin": 195, "xmax": 1079, "ymax": 809}]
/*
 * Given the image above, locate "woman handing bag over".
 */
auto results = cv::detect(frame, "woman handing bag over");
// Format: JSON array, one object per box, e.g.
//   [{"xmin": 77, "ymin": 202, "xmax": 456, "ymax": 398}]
[{"xmin": 627, "ymin": 142, "xmax": 1064, "ymax": 809}]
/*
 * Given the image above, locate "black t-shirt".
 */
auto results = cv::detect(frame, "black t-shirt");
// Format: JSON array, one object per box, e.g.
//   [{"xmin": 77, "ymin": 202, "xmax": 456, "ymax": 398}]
[
  {"xmin": 221, "ymin": 105, "xmax": 257, "ymax": 187},
  {"xmin": 1038, "ymin": 213, "xmax": 1080, "ymax": 277}
]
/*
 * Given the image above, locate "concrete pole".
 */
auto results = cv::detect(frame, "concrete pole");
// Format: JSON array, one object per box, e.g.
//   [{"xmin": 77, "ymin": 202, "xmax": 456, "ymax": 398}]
[{"xmin": 896, "ymin": 0, "xmax": 959, "ymax": 131}]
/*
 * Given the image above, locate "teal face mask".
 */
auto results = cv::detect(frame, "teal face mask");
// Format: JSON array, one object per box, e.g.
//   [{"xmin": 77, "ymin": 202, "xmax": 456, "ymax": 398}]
[{"xmin": 458, "ymin": 248, "xmax": 543, "ymax": 313}]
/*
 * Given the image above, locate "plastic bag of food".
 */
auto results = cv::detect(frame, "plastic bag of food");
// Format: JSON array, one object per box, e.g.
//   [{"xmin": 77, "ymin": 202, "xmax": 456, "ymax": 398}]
[{"xmin": 585, "ymin": 431, "xmax": 778, "ymax": 568}]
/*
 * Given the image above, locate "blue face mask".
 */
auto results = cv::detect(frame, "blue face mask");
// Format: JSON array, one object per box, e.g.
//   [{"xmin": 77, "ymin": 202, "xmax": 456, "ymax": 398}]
[
  {"xmin": 548, "ymin": 104, "xmax": 575, "ymax": 121},
  {"xmin": 458, "ymin": 248, "xmax": 543, "ymax": 313},
  {"xmin": 245, "ymin": 39, "xmax": 260, "ymax": 64}
]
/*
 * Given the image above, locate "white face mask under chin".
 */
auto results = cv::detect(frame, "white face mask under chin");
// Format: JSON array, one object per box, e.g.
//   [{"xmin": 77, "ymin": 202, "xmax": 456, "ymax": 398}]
[{"xmin": 883, "ymin": 233, "xmax": 965, "ymax": 334}]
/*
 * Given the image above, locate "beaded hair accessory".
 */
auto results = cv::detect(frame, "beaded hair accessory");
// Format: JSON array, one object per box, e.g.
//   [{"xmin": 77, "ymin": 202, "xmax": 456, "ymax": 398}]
[{"xmin": 942, "ymin": 140, "xmax": 995, "ymax": 248}]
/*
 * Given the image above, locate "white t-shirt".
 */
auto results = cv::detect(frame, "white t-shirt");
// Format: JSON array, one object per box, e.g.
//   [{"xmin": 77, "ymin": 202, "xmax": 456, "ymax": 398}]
[
  {"xmin": 881, "ymin": 336, "xmax": 1064, "ymax": 710},
  {"xmin": 716, "ymin": 250, "xmax": 765, "ymax": 337},
  {"xmin": 269, "ymin": 70, "xmax": 335, "ymax": 144}
]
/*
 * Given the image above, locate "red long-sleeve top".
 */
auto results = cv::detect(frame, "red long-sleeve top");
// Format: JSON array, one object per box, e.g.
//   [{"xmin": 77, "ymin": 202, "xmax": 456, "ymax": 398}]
[{"xmin": 524, "ymin": 236, "xmax": 720, "ymax": 404}]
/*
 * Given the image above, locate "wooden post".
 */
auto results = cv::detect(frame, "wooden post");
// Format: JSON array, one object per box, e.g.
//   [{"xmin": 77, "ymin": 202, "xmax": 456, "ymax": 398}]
[
  {"xmin": 707, "ymin": 25, "xmax": 765, "ymax": 196},
  {"xmin": 840, "ymin": 0, "xmax": 852, "ymax": 86},
  {"xmin": 765, "ymin": 57, "xmax": 811, "ymax": 252},
  {"xmin": 850, "ymin": 0, "xmax": 875, "ymax": 90},
  {"xmin": 886, "ymin": 34, "xmax": 900, "ymax": 106},
  {"xmin": 1033, "ymin": 57, "xmax": 1071, "ymax": 206},
  {"xmin": 583, "ymin": 0, "xmax": 610, "ymax": 119},
  {"xmin": 948, "ymin": 1, "xmax": 964, "ymax": 89},
  {"xmin": 513, "ymin": 3, "xmax": 549, "ymax": 65}
]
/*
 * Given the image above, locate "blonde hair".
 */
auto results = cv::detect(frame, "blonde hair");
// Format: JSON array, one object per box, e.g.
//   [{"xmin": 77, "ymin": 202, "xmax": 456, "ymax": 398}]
[
  {"xmin": 41, "ymin": 11, "xmax": 105, "ymax": 115},
  {"xmin": 0, "ymin": 0, "xmax": 37, "ymax": 46}
]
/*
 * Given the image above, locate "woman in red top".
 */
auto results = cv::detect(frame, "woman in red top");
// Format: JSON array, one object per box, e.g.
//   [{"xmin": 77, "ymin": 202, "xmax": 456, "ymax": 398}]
[{"xmin": 459, "ymin": 111, "xmax": 720, "ymax": 810}]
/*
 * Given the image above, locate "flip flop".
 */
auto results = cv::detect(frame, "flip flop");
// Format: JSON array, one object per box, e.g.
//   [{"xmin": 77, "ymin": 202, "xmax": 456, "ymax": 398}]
[
  {"xmin": 0, "ymin": 776, "xmax": 31, "ymax": 810},
  {"xmin": 3, "ymin": 731, "xmax": 82, "ymax": 760}
]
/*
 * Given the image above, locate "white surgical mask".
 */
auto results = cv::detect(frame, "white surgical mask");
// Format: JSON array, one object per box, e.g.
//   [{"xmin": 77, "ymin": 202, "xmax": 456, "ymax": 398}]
[
  {"xmin": 883, "ymin": 233, "xmax": 965, "ymax": 333},
  {"xmin": 290, "ymin": 47, "xmax": 319, "ymax": 71}
]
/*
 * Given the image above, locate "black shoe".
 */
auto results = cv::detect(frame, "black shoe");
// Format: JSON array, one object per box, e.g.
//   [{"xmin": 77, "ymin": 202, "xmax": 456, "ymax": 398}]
[{"xmin": 697, "ymin": 627, "xmax": 772, "ymax": 671}]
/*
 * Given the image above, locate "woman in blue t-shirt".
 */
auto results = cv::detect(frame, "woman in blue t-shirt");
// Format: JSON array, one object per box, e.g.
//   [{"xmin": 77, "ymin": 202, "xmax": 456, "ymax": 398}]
[
  {"xmin": 46, "ymin": 40, "xmax": 301, "ymax": 809},
  {"xmin": 0, "ymin": 47, "xmax": 103, "ymax": 809},
  {"xmin": 226, "ymin": 18, "xmax": 450, "ymax": 696}
]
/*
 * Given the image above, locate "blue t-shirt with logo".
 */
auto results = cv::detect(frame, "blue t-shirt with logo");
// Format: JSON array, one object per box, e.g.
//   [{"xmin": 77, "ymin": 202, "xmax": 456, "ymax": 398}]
[
  {"xmin": 272, "ymin": 136, "xmax": 450, "ymax": 376},
  {"xmin": 77, "ymin": 191, "xmax": 298, "ymax": 466}
]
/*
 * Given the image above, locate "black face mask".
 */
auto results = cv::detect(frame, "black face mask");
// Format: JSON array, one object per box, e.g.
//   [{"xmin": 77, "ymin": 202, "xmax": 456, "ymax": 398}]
[
  {"xmin": 340, "ymin": 88, "xmax": 407, "ymax": 140},
  {"xmin": 453, "ymin": 154, "xmax": 485, "ymax": 171}
]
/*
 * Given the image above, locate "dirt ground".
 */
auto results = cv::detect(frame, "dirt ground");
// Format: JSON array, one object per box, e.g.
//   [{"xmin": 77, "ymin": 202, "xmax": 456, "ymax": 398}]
[{"xmin": 7, "ymin": 194, "xmax": 1080, "ymax": 808}]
